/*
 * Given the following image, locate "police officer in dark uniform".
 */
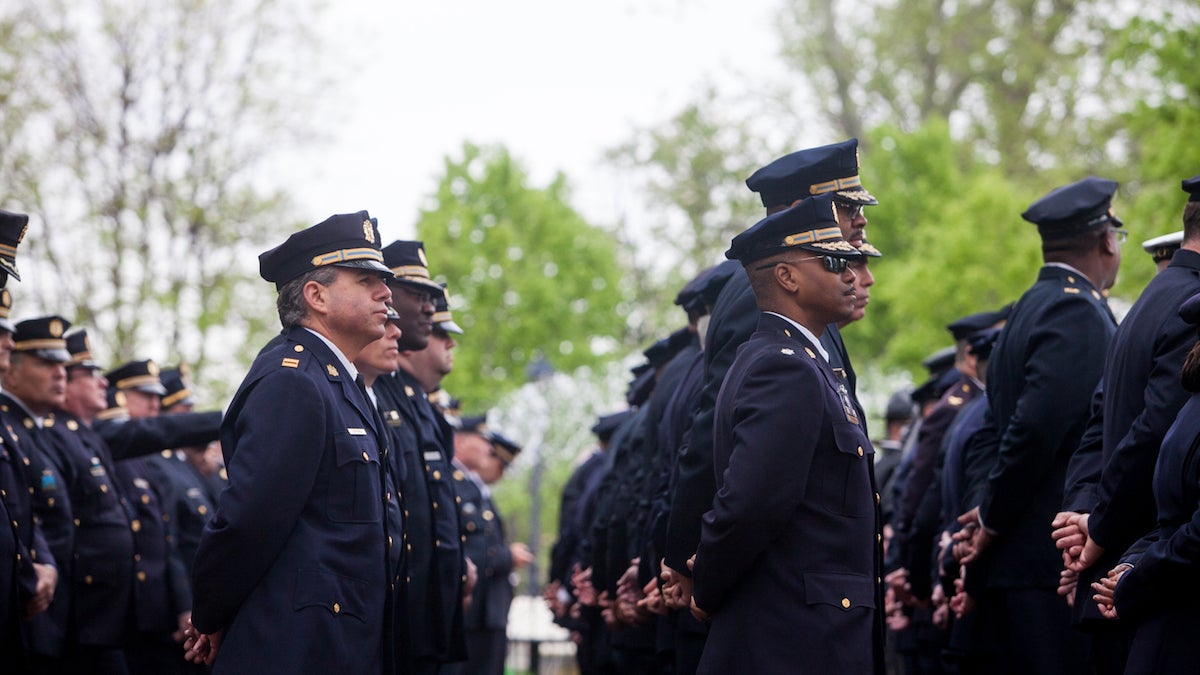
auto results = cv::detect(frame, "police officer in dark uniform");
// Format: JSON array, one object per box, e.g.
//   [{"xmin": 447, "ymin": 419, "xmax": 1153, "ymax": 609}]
[
  {"xmin": 663, "ymin": 138, "xmax": 879, "ymax": 623},
  {"xmin": 39, "ymin": 328, "xmax": 138, "ymax": 673},
  {"xmin": 449, "ymin": 418, "xmax": 530, "ymax": 675},
  {"xmin": 1055, "ymin": 174, "xmax": 1200, "ymax": 673},
  {"xmin": 103, "ymin": 359, "xmax": 196, "ymax": 675},
  {"xmin": 0, "ymin": 213, "xmax": 58, "ymax": 672},
  {"xmin": 144, "ymin": 368, "xmax": 219, "ymax": 599},
  {"xmin": 375, "ymin": 239, "xmax": 467, "ymax": 673},
  {"xmin": 957, "ymin": 177, "xmax": 1122, "ymax": 675},
  {"xmin": 690, "ymin": 194, "xmax": 882, "ymax": 673},
  {"xmin": 187, "ymin": 211, "xmax": 399, "ymax": 672},
  {"xmin": 1107, "ymin": 289, "xmax": 1200, "ymax": 674},
  {"xmin": 2, "ymin": 316, "xmax": 76, "ymax": 670}
]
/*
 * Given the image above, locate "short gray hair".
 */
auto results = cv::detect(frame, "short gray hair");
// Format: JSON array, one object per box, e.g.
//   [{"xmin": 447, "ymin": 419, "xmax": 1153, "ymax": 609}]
[{"xmin": 277, "ymin": 266, "xmax": 339, "ymax": 330}]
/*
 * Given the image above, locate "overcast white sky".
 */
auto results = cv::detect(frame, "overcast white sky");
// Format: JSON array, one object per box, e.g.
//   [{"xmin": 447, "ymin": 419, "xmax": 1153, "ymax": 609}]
[{"xmin": 275, "ymin": 0, "xmax": 793, "ymax": 239}]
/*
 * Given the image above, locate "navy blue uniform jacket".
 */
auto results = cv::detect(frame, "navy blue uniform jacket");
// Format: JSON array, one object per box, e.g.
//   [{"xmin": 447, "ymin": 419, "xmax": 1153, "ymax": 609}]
[
  {"xmin": 192, "ymin": 326, "xmax": 392, "ymax": 673},
  {"xmin": 978, "ymin": 265, "xmax": 1115, "ymax": 588},
  {"xmin": 692, "ymin": 313, "xmax": 883, "ymax": 674},
  {"xmin": 1114, "ymin": 393, "xmax": 1200, "ymax": 674}
]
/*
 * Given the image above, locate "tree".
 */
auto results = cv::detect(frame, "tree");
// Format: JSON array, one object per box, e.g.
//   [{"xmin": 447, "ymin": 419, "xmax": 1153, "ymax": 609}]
[
  {"xmin": 775, "ymin": 0, "xmax": 1164, "ymax": 176},
  {"xmin": 414, "ymin": 142, "xmax": 629, "ymax": 409},
  {"xmin": 845, "ymin": 119, "xmax": 1040, "ymax": 373},
  {"xmin": 604, "ymin": 86, "xmax": 769, "ymax": 343},
  {"xmin": 0, "ymin": 0, "xmax": 325, "ymax": 403}
]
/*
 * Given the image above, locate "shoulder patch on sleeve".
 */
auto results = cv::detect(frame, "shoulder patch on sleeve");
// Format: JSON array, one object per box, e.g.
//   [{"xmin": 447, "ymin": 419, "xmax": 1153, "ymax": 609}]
[{"xmin": 281, "ymin": 357, "xmax": 300, "ymax": 368}]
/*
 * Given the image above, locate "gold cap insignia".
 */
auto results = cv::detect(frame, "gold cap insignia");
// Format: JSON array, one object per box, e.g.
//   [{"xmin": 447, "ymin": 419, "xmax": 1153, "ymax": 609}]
[
  {"xmin": 48, "ymin": 319, "xmax": 63, "ymax": 337},
  {"xmin": 418, "ymin": 248, "xmax": 428, "ymax": 266},
  {"xmin": 363, "ymin": 219, "xmax": 374, "ymax": 243},
  {"xmin": 326, "ymin": 364, "xmax": 338, "ymax": 377},
  {"xmin": 146, "ymin": 360, "xmax": 159, "ymax": 377}
]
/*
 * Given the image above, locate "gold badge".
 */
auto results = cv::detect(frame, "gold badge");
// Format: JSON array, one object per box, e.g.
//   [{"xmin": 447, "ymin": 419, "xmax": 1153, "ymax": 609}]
[
  {"xmin": 48, "ymin": 319, "xmax": 63, "ymax": 337},
  {"xmin": 418, "ymin": 247, "xmax": 428, "ymax": 266},
  {"xmin": 326, "ymin": 364, "xmax": 338, "ymax": 377},
  {"xmin": 804, "ymin": 347, "xmax": 816, "ymax": 359},
  {"xmin": 281, "ymin": 357, "xmax": 299, "ymax": 369},
  {"xmin": 147, "ymin": 360, "xmax": 159, "ymax": 377},
  {"xmin": 839, "ymin": 383, "xmax": 860, "ymax": 425},
  {"xmin": 363, "ymin": 219, "xmax": 374, "ymax": 243}
]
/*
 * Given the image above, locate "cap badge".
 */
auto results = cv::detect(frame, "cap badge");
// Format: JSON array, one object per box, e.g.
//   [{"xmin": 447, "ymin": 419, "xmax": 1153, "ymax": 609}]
[
  {"xmin": 147, "ymin": 361, "xmax": 159, "ymax": 377},
  {"xmin": 418, "ymin": 248, "xmax": 428, "ymax": 266},
  {"xmin": 48, "ymin": 319, "xmax": 63, "ymax": 337},
  {"xmin": 363, "ymin": 219, "xmax": 374, "ymax": 243}
]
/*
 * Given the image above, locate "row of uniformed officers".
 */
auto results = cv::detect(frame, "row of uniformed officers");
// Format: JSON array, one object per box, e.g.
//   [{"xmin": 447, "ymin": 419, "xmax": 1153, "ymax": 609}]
[
  {"xmin": 0, "ymin": 210, "xmax": 531, "ymax": 674},
  {"xmin": 546, "ymin": 140, "xmax": 1200, "ymax": 675}
]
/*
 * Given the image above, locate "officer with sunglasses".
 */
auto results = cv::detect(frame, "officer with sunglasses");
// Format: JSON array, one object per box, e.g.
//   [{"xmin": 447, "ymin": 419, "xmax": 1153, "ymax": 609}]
[
  {"xmin": 690, "ymin": 193, "xmax": 884, "ymax": 673},
  {"xmin": 662, "ymin": 141, "xmax": 882, "ymax": 665}
]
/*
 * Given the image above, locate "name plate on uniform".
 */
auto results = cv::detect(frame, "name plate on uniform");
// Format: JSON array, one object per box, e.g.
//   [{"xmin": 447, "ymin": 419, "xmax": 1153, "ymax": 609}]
[
  {"xmin": 347, "ymin": 428, "xmax": 367, "ymax": 436},
  {"xmin": 423, "ymin": 451, "xmax": 442, "ymax": 461}
]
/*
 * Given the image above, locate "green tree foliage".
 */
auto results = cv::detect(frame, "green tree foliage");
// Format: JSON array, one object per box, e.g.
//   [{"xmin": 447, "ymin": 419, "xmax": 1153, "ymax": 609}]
[
  {"xmin": 605, "ymin": 87, "xmax": 768, "ymax": 343},
  {"xmin": 1102, "ymin": 8, "xmax": 1200, "ymax": 297},
  {"xmin": 0, "ymin": 0, "xmax": 324, "ymax": 403},
  {"xmin": 847, "ymin": 119, "xmax": 1040, "ymax": 372},
  {"xmin": 415, "ymin": 143, "xmax": 628, "ymax": 409},
  {"xmin": 777, "ymin": 0, "xmax": 1126, "ymax": 175}
]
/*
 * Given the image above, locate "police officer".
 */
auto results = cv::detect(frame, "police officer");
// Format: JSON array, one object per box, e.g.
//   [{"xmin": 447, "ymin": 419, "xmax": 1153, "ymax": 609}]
[
  {"xmin": 41, "ymin": 328, "xmax": 138, "ymax": 673},
  {"xmin": 1104, "ymin": 290, "xmax": 1200, "ymax": 673},
  {"xmin": 144, "ymin": 367, "xmax": 219, "ymax": 610},
  {"xmin": 448, "ymin": 417, "xmax": 531, "ymax": 675},
  {"xmin": 663, "ymin": 139, "xmax": 880, "ymax": 621},
  {"xmin": 957, "ymin": 177, "xmax": 1122, "ymax": 675},
  {"xmin": 104, "ymin": 358, "xmax": 196, "ymax": 674},
  {"xmin": 375, "ymin": 239, "xmax": 467, "ymax": 673},
  {"xmin": 0, "ymin": 211, "xmax": 56, "ymax": 672},
  {"xmin": 2, "ymin": 316, "xmax": 75, "ymax": 670},
  {"xmin": 1054, "ymin": 174, "xmax": 1200, "ymax": 673},
  {"xmin": 690, "ymin": 194, "xmax": 882, "ymax": 673},
  {"xmin": 1141, "ymin": 230, "xmax": 1183, "ymax": 273},
  {"xmin": 187, "ymin": 211, "xmax": 398, "ymax": 672}
]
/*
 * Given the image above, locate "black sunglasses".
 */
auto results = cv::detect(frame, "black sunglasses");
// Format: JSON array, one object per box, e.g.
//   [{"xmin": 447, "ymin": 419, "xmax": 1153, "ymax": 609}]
[{"xmin": 755, "ymin": 255, "xmax": 851, "ymax": 274}]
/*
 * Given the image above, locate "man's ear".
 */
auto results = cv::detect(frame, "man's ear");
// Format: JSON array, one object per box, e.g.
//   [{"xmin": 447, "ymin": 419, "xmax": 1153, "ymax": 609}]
[
  {"xmin": 303, "ymin": 279, "xmax": 329, "ymax": 317},
  {"xmin": 774, "ymin": 261, "xmax": 802, "ymax": 294}
]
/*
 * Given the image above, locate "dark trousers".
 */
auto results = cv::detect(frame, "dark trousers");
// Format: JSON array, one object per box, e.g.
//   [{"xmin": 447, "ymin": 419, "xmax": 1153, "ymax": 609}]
[
  {"xmin": 441, "ymin": 629, "xmax": 505, "ymax": 675},
  {"xmin": 985, "ymin": 588, "xmax": 1088, "ymax": 675},
  {"xmin": 1125, "ymin": 608, "xmax": 1200, "ymax": 675}
]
